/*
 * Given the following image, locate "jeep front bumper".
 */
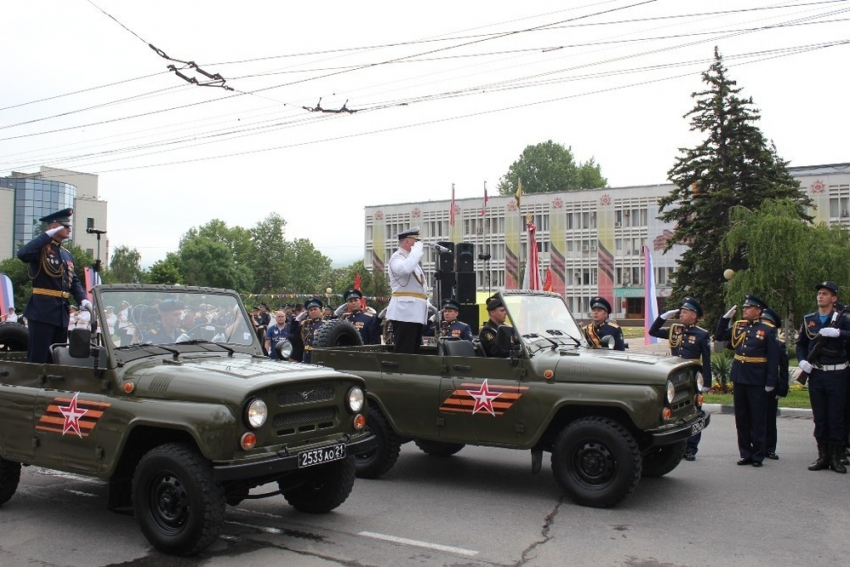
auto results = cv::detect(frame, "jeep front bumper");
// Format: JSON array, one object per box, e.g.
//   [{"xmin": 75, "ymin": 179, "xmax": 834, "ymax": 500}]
[
  {"xmin": 212, "ymin": 433, "xmax": 377, "ymax": 482},
  {"xmin": 647, "ymin": 411, "xmax": 711, "ymax": 447}
]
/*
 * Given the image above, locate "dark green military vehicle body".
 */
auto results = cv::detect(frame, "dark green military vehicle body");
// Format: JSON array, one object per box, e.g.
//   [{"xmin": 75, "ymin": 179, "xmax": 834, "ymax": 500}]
[
  {"xmin": 311, "ymin": 290, "xmax": 709, "ymax": 508},
  {"xmin": 0, "ymin": 285, "xmax": 375, "ymax": 556}
]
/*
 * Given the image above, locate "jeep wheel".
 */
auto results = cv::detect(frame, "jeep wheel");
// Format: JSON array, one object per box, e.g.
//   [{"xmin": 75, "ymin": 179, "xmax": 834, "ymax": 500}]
[
  {"xmin": 132, "ymin": 443, "xmax": 225, "ymax": 556},
  {"xmin": 355, "ymin": 407, "xmax": 401, "ymax": 478},
  {"xmin": 0, "ymin": 457, "xmax": 21, "ymax": 506},
  {"xmin": 551, "ymin": 417, "xmax": 641, "ymax": 508},
  {"xmin": 414, "ymin": 439, "xmax": 465, "ymax": 457},
  {"xmin": 641, "ymin": 440, "xmax": 687, "ymax": 478},
  {"xmin": 314, "ymin": 319, "xmax": 363, "ymax": 348},
  {"xmin": 0, "ymin": 323, "xmax": 28, "ymax": 352},
  {"xmin": 282, "ymin": 455, "xmax": 356, "ymax": 513}
]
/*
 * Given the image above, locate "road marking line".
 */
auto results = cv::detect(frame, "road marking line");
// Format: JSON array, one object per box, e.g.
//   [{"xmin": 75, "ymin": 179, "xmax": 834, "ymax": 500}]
[
  {"xmin": 358, "ymin": 531, "xmax": 478, "ymax": 557},
  {"xmin": 225, "ymin": 520, "xmax": 283, "ymax": 534},
  {"xmin": 65, "ymin": 489, "xmax": 97, "ymax": 497}
]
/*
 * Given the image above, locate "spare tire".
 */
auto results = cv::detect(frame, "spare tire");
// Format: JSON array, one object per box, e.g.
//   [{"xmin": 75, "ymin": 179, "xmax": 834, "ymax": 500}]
[
  {"xmin": 0, "ymin": 323, "xmax": 28, "ymax": 352},
  {"xmin": 313, "ymin": 319, "xmax": 363, "ymax": 349}
]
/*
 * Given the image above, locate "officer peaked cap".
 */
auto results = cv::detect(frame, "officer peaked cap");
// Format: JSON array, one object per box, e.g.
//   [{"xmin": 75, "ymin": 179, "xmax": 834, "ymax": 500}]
[
  {"xmin": 39, "ymin": 208, "xmax": 73, "ymax": 224},
  {"xmin": 443, "ymin": 299, "xmax": 461, "ymax": 311},
  {"xmin": 396, "ymin": 226, "xmax": 421, "ymax": 240},
  {"xmin": 742, "ymin": 294, "xmax": 767, "ymax": 310},
  {"xmin": 590, "ymin": 296, "xmax": 612, "ymax": 313},
  {"xmin": 816, "ymin": 281, "xmax": 839, "ymax": 295},
  {"xmin": 344, "ymin": 289, "xmax": 363, "ymax": 301},
  {"xmin": 304, "ymin": 298, "xmax": 323, "ymax": 310},
  {"xmin": 680, "ymin": 296, "xmax": 703, "ymax": 318}
]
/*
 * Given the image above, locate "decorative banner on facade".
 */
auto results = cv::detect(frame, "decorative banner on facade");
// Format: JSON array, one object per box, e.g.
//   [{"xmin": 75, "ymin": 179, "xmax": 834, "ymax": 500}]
[
  {"xmin": 0, "ymin": 273, "xmax": 13, "ymax": 317},
  {"xmin": 643, "ymin": 245, "xmax": 659, "ymax": 345},
  {"xmin": 504, "ymin": 201, "xmax": 521, "ymax": 289},
  {"xmin": 809, "ymin": 179, "xmax": 829, "ymax": 224},
  {"xmin": 549, "ymin": 197, "xmax": 566, "ymax": 296},
  {"xmin": 597, "ymin": 194, "xmax": 615, "ymax": 305},
  {"xmin": 372, "ymin": 210, "xmax": 386, "ymax": 273}
]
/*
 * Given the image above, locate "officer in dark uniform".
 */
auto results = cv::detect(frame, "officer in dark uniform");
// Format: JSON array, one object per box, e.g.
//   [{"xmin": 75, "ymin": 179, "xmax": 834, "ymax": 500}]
[
  {"xmin": 339, "ymin": 289, "xmax": 380, "ymax": 345},
  {"xmin": 761, "ymin": 307, "xmax": 790, "ymax": 460},
  {"xmin": 439, "ymin": 299, "xmax": 473, "ymax": 341},
  {"xmin": 582, "ymin": 296, "xmax": 625, "ymax": 350},
  {"xmin": 296, "ymin": 297, "xmax": 325, "ymax": 364},
  {"xmin": 142, "ymin": 299, "xmax": 187, "ymax": 344},
  {"xmin": 16, "ymin": 208, "xmax": 91, "ymax": 363},
  {"xmin": 480, "ymin": 296, "xmax": 512, "ymax": 358},
  {"xmin": 649, "ymin": 296, "xmax": 712, "ymax": 461},
  {"xmin": 796, "ymin": 281, "xmax": 849, "ymax": 474},
  {"xmin": 716, "ymin": 294, "xmax": 779, "ymax": 467}
]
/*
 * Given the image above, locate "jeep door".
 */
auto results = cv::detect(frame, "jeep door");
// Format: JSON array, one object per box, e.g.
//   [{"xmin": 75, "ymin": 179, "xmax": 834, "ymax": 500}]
[
  {"xmin": 34, "ymin": 364, "xmax": 109, "ymax": 474},
  {"xmin": 438, "ymin": 356, "xmax": 526, "ymax": 445},
  {"xmin": 0, "ymin": 360, "xmax": 41, "ymax": 462},
  {"xmin": 374, "ymin": 351, "xmax": 442, "ymax": 439}
]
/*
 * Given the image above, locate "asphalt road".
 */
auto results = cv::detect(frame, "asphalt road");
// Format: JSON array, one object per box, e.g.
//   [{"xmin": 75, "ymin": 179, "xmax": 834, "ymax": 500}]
[{"xmin": 1, "ymin": 412, "xmax": 848, "ymax": 567}]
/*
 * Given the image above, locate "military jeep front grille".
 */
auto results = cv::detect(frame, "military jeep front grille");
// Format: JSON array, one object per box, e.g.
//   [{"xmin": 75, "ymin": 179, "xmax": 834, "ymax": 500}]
[
  {"xmin": 272, "ymin": 407, "xmax": 337, "ymax": 435},
  {"xmin": 277, "ymin": 383, "xmax": 334, "ymax": 406}
]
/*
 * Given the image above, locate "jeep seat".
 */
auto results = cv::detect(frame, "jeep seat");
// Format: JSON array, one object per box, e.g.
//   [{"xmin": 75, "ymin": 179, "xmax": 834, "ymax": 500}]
[{"xmin": 437, "ymin": 338, "xmax": 476, "ymax": 357}]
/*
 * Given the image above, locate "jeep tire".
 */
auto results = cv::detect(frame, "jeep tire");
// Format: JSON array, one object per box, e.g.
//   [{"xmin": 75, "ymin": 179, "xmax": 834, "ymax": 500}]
[
  {"xmin": 414, "ymin": 439, "xmax": 465, "ymax": 457},
  {"xmin": 0, "ymin": 323, "xmax": 28, "ymax": 352},
  {"xmin": 354, "ymin": 407, "xmax": 401, "ymax": 478},
  {"xmin": 314, "ymin": 319, "xmax": 363, "ymax": 348},
  {"xmin": 0, "ymin": 457, "xmax": 21, "ymax": 506},
  {"xmin": 641, "ymin": 440, "xmax": 687, "ymax": 478},
  {"xmin": 281, "ymin": 455, "xmax": 356, "ymax": 513},
  {"xmin": 551, "ymin": 417, "xmax": 642, "ymax": 508},
  {"xmin": 131, "ymin": 443, "xmax": 225, "ymax": 556}
]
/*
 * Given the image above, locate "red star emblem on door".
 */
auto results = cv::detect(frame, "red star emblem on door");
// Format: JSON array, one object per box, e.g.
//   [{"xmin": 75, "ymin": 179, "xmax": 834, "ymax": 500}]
[
  {"xmin": 466, "ymin": 380, "xmax": 502, "ymax": 416},
  {"xmin": 59, "ymin": 393, "xmax": 88, "ymax": 438}
]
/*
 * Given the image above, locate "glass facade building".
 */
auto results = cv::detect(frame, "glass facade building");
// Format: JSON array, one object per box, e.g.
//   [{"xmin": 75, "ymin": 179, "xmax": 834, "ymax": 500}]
[{"xmin": 0, "ymin": 176, "xmax": 76, "ymax": 250}]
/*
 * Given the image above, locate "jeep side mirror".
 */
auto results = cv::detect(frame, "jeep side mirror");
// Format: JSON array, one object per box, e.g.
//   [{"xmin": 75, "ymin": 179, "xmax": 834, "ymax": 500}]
[
  {"xmin": 600, "ymin": 335, "xmax": 615, "ymax": 350},
  {"xmin": 68, "ymin": 328, "xmax": 92, "ymax": 358}
]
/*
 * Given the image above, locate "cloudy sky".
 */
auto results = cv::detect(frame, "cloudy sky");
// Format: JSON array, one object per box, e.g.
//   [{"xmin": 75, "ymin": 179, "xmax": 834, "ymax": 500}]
[{"xmin": 2, "ymin": 0, "xmax": 847, "ymax": 267}]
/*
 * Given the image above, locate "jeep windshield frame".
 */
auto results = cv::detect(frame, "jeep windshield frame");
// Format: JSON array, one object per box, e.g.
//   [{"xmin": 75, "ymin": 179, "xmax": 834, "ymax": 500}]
[
  {"xmin": 499, "ymin": 291, "xmax": 587, "ymax": 353},
  {"xmin": 92, "ymin": 285, "xmax": 261, "ymax": 362}
]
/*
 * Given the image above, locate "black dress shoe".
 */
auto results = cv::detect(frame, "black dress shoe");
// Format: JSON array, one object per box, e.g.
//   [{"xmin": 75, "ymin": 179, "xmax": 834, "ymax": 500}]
[
  {"xmin": 752, "ymin": 461, "xmax": 763, "ymax": 467},
  {"xmin": 737, "ymin": 458, "xmax": 753, "ymax": 465},
  {"xmin": 766, "ymin": 452, "xmax": 779, "ymax": 460},
  {"xmin": 684, "ymin": 452, "xmax": 696, "ymax": 462}
]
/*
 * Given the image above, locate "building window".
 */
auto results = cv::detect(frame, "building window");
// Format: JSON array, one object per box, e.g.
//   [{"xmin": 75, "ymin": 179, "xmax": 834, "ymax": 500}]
[{"xmin": 87, "ymin": 217, "xmax": 94, "ymax": 230}]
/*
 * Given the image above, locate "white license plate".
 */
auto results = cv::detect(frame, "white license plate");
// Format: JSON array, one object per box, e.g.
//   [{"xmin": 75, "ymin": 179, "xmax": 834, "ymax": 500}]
[
  {"xmin": 298, "ymin": 443, "xmax": 346, "ymax": 468},
  {"xmin": 691, "ymin": 418, "xmax": 706, "ymax": 436}
]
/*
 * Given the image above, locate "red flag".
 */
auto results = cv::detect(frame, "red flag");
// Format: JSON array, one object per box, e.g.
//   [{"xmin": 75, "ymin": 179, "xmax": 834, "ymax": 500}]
[
  {"xmin": 450, "ymin": 184, "xmax": 456, "ymax": 226},
  {"xmin": 543, "ymin": 268, "xmax": 553, "ymax": 292},
  {"xmin": 354, "ymin": 272, "xmax": 366, "ymax": 310},
  {"xmin": 480, "ymin": 183, "xmax": 488, "ymax": 216},
  {"xmin": 522, "ymin": 218, "xmax": 541, "ymax": 291}
]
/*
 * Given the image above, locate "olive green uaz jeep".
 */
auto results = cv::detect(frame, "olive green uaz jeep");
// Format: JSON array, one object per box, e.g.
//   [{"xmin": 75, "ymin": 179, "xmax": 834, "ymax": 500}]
[
  {"xmin": 311, "ymin": 290, "xmax": 709, "ymax": 508},
  {"xmin": 0, "ymin": 285, "xmax": 375, "ymax": 555}
]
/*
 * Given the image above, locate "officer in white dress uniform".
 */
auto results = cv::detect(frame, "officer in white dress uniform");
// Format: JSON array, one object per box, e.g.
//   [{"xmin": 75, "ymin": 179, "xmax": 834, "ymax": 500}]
[{"xmin": 386, "ymin": 226, "xmax": 430, "ymax": 354}]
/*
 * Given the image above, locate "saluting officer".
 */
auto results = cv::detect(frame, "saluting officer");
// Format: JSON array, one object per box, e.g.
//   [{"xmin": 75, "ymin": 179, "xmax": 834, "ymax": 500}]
[
  {"xmin": 583, "ymin": 296, "xmax": 625, "ymax": 350},
  {"xmin": 340, "ymin": 289, "xmax": 380, "ymax": 345},
  {"xmin": 16, "ymin": 207, "xmax": 91, "ymax": 363},
  {"xmin": 716, "ymin": 295, "xmax": 779, "ymax": 467},
  {"xmin": 298, "ymin": 297, "xmax": 325, "ymax": 364},
  {"xmin": 439, "ymin": 299, "xmax": 473, "ymax": 341},
  {"xmin": 649, "ymin": 296, "xmax": 712, "ymax": 461},
  {"xmin": 796, "ymin": 281, "xmax": 849, "ymax": 474},
  {"xmin": 480, "ymin": 296, "xmax": 512, "ymax": 358},
  {"xmin": 761, "ymin": 307, "xmax": 790, "ymax": 460},
  {"xmin": 386, "ymin": 226, "xmax": 429, "ymax": 354}
]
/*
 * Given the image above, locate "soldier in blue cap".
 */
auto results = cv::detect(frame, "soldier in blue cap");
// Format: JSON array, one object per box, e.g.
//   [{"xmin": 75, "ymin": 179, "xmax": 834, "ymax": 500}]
[
  {"xmin": 796, "ymin": 281, "xmax": 849, "ymax": 473},
  {"xmin": 716, "ymin": 294, "xmax": 779, "ymax": 467},
  {"xmin": 293, "ymin": 297, "xmax": 325, "ymax": 364},
  {"xmin": 339, "ymin": 289, "xmax": 380, "ymax": 345},
  {"xmin": 16, "ymin": 207, "xmax": 91, "ymax": 363},
  {"xmin": 386, "ymin": 226, "xmax": 429, "ymax": 354},
  {"xmin": 761, "ymin": 307, "xmax": 790, "ymax": 460},
  {"xmin": 582, "ymin": 296, "xmax": 625, "ymax": 350},
  {"xmin": 439, "ymin": 299, "xmax": 472, "ymax": 341},
  {"xmin": 649, "ymin": 296, "xmax": 712, "ymax": 461}
]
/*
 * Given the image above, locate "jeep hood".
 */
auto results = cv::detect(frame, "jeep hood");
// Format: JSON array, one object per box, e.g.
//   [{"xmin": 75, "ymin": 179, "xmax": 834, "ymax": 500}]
[{"xmin": 545, "ymin": 349, "xmax": 697, "ymax": 385}]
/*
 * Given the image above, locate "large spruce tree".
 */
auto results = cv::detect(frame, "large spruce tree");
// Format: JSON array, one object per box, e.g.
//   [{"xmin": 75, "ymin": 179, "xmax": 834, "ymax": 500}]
[{"xmin": 660, "ymin": 47, "xmax": 812, "ymax": 327}]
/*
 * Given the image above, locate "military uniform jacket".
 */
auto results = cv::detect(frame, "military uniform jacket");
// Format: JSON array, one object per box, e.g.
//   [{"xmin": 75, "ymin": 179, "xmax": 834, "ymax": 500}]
[
  {"xmin": 649, "ymin": 316, "xmax": 711, "ymax": 379},
  {"xmin": 715, "ymin": 317, "xmax": 779, "ymax": 387},
  {"xmin": 299, "ymin": 317, "xmax": 325, "ymax": 363},
  {"xmin": 583, "ymin": 320, "xmax": 626, "ymax": 351},
  {"xmin": 386, "ymin": 246, "xmax": 429, "ymax": 325},
  {"xmin": 17, "ymin": 232, "xmax": 86, "ymax": 327},
  {"xmin": 795, "ymin": 310, "xmax": 850, "ymax": 368},
  {"xmin": 342, "ymin": 310, "xmax": 380, "ymax": 345},
  {"xmin": 441, "ymin": 320, "xmax": 472, "ymax": 341},
  {"xmin": 479, "ymin": 320, "xmax": 510, "ymax": 358}
]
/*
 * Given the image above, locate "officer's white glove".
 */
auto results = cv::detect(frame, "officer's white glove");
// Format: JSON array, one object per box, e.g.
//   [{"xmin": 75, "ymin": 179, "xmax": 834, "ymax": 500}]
[
  {"xmin": 295, "ymin": 311, "xmax": 309, "ymax": 322},
  {"xmin": 46, "ymin": 226, "xmax": 63, "ymax": 237},
  {"xmin": 765, "ymin": 386, "xmax": 775, "ymax": 393},
  {"xmin": 412, "ymin": 241, "xmax": 424, "ymax": 254},
  {"xmin": 798, "ymin": 360, "xmax": 813, "ymax": 374},
  {"xmin": 81, "ymin": 299, "xmax": 93, "ymax": 313},
  {"xmin": 660, "ymin": 309, "xmax": 679, "ymax": 320},
  {"xmin": 818, "ymin": 327, "xmax": 840, "ymax": 338},
  {"xmin": 334, "ymin": 304, "xmax": 347, "ymax": 317},
  {"xmin": 723, "ymin": 305, "xmax": 737, "ymax": 319}
]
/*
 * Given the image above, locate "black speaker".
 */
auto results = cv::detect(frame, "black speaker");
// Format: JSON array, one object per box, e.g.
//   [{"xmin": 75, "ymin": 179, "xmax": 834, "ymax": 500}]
[
  {"xmin": 438, "ymin": 251, "xmax": 455, "ymax": 272},
  {"xmin": 457, "ymin": 272, "xmax": 476, "ymax": 304},
  {"xmin": 458, "ymin": 304, "xmax": 480, "ymax": 335},
  {"xmin": 456, "ymin": 242, "xmax": 474, "ymax": 272},
  {"xmin": 437, "ymin": 272, "xmax": 456, "ymax": 308}
]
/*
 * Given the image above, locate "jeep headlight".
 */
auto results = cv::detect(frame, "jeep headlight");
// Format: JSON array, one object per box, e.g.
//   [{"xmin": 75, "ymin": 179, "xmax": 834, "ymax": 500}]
[
  {"xmin": 666, "ymin": 380, "xmax": 675, "ymax": 404},
  {"xmin": 245, "ymin": 398, "xmax": 268, "ymax": 429},
  {"xmin": 347, "ymin": 386, "xmax": 365, "ymax": 413},
  {"xmin": 695, "ymin": 372, "xmax": 704, "ymax": 391}
]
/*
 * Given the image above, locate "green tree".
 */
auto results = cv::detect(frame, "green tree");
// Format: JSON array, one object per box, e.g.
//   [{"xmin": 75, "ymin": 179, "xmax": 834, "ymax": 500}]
[
  {"xmin": 659, "ymin": 48, "xmax": 813, "ymax": 329},
  {"xmin": 283, "ymin": 238, "xmax": 332, "ymax": 295},
  {"xmin": 496, "ymin": 140, "xmax": 607, "ymax": 195},
  {"xmin": 148, "ymin": 253, "xmax": 184, "ymax": 285},
  {"xmin": 109, "ymin": 245, "xmax": 145, "ymax": 283},
  {"xmin": 249, "ymin": 213, "xmax": 288, "ymax": 293},
  {"xmin": 178, "ymin": 237, "xmax": 253, "ymax": 291}
]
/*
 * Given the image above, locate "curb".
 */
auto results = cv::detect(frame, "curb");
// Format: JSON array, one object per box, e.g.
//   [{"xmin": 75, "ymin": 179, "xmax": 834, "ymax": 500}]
[{"xmin": 703, "ymin": 403, "xmax": 812, "ymax": 418}]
